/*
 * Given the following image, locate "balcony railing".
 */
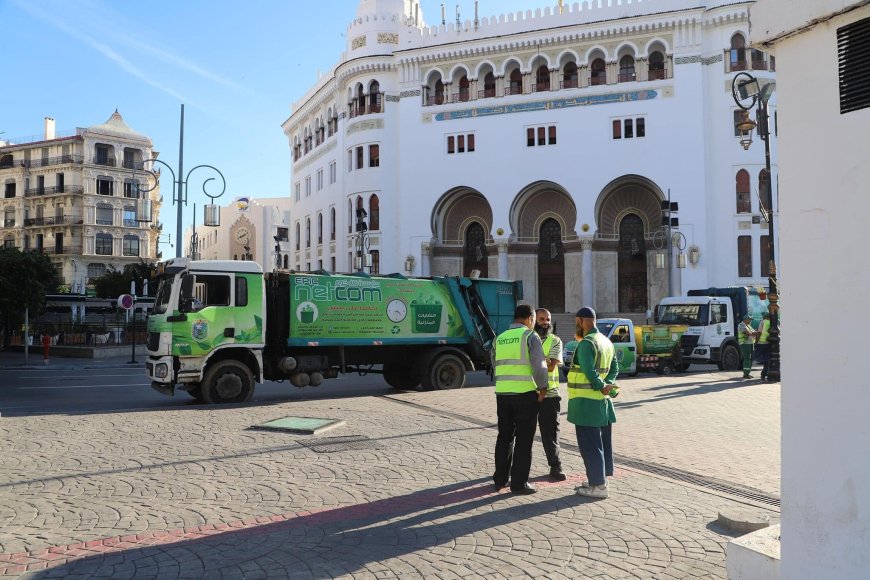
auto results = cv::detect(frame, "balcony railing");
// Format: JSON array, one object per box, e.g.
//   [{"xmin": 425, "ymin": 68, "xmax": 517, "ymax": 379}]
[
  {"xmin": 478, "ymin": 88, "xmax": 496, "ymax": 99},
  {"xmin": 590, "ymin": 75, "xmax": 607, "ymax": 86},
  {"xmin": 10, "ymin": 155, "xmax": 84, "ymax": 170},
  {"xmin": 531, "ymin": 82, "xmax": 550, "ymax": 93},
  {"xmin": 560, "ymin": 79, "xmax": 579, "ymax": 89},
  {"xmin": 24, "ymin": 215, "xmax": 76, "ymax": 227},
  {"xmin": 618, "ymin": 73, "xmax": 637, "ymax": 83},
  {"xmin": 24, "ymin": 185, "xmax": 84, "ymax": 197},
  {"xmin": 121, "ymin": 160, "xmax": 141, "ymax": 169},
  {"xmin": 648, "ymin": 68, "xmax": 667, "ymax": 80},
  {"xmin": 3, "ymin": 219, "xmax": 15, "ymax": 228},
  {"xmin": 425, "ymin": 95, "xmax": 445, "ymax": 106},
  {"xmin": 504, "ymin": 86, "xmax": 523, "ymax": 96},
  {"xmin": 40, "ymin": 246, "xmax": 83, "ymax": 255},
  {"xmin": 94, "ymin": 157, "xmax": 116, "ymax": 167},
  {"xmin": 95, "ymin": 219, "xmax": 113, "ymax": 226}
]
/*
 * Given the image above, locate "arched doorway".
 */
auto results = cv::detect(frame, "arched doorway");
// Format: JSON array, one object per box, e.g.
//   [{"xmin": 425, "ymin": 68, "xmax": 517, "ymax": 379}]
[
  {"xmin": 618, "ymin": 214, "xmax": 647, "ymax": 312},
  {"xmin": 538, "ymin": 218, "xmax": 565, "ymax": 312},
  {"xmin": 463, "ymin": 222, "xmax": 489, "ymax": 277}
]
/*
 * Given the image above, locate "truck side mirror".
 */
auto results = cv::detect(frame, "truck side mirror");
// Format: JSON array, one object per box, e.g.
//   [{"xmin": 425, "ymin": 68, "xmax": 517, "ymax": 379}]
[
  {"xmin": 179, "ymin": 273, "xmax": 196, "ymax": 312},
  {"xmin": 652, "ymin": 307, "xmax": 659, "ymax": 324}
]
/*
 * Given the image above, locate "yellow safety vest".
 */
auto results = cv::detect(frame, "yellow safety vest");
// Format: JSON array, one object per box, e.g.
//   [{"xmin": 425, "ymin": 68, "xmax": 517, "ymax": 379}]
[
  {"xmin": 494, "ymin": 327, "xmax": 537, "ymax": 394},
  {"xmin": 541, "ymin": 335, "xmax": 560, "ymax": 389},
  {"xmin": 738, "ymin": 322, "xmax": 755, "ymax": 345},
  {"xmin": 758, "ymin": 319, "xmax": 770, "ymax": 344},
  {"xmin": 566, "ymin": 332, "xmax": 614, "ymax": 401}
]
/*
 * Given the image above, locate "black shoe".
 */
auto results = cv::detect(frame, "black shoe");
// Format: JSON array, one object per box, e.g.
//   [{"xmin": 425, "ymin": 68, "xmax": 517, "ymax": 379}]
[
  {"xmin": 494, "ymin": 480, "xmax": 508, "ymax": 491},
  {"xmin": 511, "ymin": 483, "xmax": 537, "ymax": 495},
  {"xmin": 549, "ymin": 467, "xmax": 567, "ymax": 482}
]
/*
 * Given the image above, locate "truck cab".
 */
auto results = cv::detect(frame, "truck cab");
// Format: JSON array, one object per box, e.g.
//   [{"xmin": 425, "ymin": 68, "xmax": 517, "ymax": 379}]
[
  {"xmin": 146, "ymin": 258, "xmax": 267, "ymax": 403},
  {"xmin": 657, "ymin": 295, "xmax": 741, "ymax": 370}
]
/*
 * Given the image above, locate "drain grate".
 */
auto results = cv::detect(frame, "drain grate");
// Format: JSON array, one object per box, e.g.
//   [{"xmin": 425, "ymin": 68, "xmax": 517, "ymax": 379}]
[{"xmin": 297, "ymin": 435, "xmax": 380, "ymax": 453}]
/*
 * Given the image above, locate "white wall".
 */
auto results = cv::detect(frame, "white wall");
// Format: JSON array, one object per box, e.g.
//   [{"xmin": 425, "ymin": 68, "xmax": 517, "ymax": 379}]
[{"xmin": 752, "ymin": 3, "xmax": 870, "ymax": 578}]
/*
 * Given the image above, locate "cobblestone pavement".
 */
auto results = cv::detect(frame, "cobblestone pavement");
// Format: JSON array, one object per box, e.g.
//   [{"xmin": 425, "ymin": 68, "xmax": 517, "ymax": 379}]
[{"xmin": 0, "ymin": 368, "xmax": 780, "ymax": 578}]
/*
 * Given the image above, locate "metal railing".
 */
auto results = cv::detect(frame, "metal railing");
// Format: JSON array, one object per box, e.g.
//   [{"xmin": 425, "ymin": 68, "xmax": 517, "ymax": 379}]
[
  {"xmin": 24, "ymin": 185, "xmax": 84, "ymax": 197},
  {"xmin": 93, "ymin": 157, "xmax": 116, "ymax": 167},
  {"xmin": 39, "ymin": 246, "xmax": 84, "ymax": 255},
  {"xmin": 648, "ymin": 68, "xmax": 667, "ymax": 80},
  {"xmin": 6, "ymin": 155, "xmax": 84, "ymax": 169},
  {"xmin": 24, "ymin": 215, "xmax": 76, "ymax": 227},
  {"xmin": 477, "ymin": 88, "xmax": 496, "ymax": 99},
  {"xmin": 560, "ymin": 79, "xmax": 579, "ymax": 89},
  {"xmin": 618, "ymin": 73, "xmax": 637, "ymax": 83}
]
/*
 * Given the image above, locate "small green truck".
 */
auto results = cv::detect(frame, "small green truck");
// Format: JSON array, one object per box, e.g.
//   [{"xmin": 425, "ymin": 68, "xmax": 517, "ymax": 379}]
[{"xmin": 145, "ymin": 258, "xmax": 522, "ymax": 403}]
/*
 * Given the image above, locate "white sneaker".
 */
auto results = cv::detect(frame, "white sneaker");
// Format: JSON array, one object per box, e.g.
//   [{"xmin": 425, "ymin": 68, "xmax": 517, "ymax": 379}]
[
  {"xmin": 575, "ymin": 483, "xmax": 608, "ymax": 498},
  {"xmin": 574, "ymin": 481, "xmax": 590, "ymax": 492}
]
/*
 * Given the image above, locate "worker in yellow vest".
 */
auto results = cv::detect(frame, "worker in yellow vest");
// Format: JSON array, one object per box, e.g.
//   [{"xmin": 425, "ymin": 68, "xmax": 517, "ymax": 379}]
[
  {"xmin": 534, "ymin": 308, "xmax": 566, "ymax": 481},
  {"xmin": 755, "ymin": 313, "xmax": 771, "ymax": 381},
  {"xmin": 492, "ymin": 304, "xmax": 550, "ymax": 495},
  {"xmin": 738, "ymin": 314, "xmax": 758, "ymax": 379},
  {"xmin": 568, "ymin": 307, "xmax": 619, "ymax": 499}
]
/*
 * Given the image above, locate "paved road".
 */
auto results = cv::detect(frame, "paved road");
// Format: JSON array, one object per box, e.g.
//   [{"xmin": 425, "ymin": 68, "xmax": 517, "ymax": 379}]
[{"xmin": 0, "ymin": 356, "xmax": 780, "ymax": 578}]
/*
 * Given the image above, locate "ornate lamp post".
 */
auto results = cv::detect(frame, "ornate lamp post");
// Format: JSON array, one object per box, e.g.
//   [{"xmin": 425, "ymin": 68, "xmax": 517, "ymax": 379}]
[
  {"xmin": 134, "ymin": 105, "xmax": 226, "ymax": 258},
  {"xmin": 732, "ymin": 72, "xmax": 780, "ymax": 382}
]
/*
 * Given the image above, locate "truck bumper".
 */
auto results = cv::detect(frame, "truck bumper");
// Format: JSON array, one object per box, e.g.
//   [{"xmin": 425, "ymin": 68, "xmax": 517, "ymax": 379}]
[{"xmin": 150, "ymin": 381, "xmax": 175, "ymax": 397}]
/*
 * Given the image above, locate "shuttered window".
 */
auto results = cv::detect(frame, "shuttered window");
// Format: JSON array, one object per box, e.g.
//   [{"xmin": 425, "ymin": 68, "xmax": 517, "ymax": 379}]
[{"xmin": 838, "ymin": 16, "xmax": 870, "ymax": 114}]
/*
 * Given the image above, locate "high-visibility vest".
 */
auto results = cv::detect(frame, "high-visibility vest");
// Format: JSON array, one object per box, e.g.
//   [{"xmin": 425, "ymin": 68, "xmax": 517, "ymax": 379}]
[
  {"xmin": 566, "ymin": 332, "xmax": 614, "ymax": 401},
  {"xmin": 541, "ymin": 335, "xmax": 560, "ymax": 389},
  {"xmin": 738, "ymin": 322, "xmax": 754, "ymax": 345},
  {"xmin": 758, "ymin": 319, "xmax": 770, "ymax": 344},
  {"xmin": 494, "ymin": 327, "xmax": 538, "ymax": 394}
]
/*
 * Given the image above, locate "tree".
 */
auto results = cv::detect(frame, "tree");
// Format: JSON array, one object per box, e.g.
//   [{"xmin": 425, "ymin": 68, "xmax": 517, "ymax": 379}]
[
  {"xmin": 91, "ymin": 260, "xmax": 156, "ymax": 298},
  {"xmin": 0, "ymin": 247, "xmax": 62, "ymax": 347}
]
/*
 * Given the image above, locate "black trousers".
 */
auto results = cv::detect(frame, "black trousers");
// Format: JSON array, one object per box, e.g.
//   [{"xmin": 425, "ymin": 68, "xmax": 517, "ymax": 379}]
[
  {"xmin": 537, "ymin": 396, "xmax": 562, "ymax": 470},
  {"xmin": 494, "ymin": 391, "xmax": 540, "ymax": 490}
]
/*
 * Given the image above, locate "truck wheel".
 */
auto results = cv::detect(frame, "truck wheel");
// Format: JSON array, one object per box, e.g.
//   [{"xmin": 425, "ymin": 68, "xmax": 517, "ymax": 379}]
[
  {"xmin": 659, "ymin": 360, "xmax": 675, "ymax": 376},
  {"xmin": 422, "ymin": 353, "xmax": 466, "ymax": 390},
  {"xmin": 383, "ymin": 364, "xmax": 419, "ymax": 390},
  {"xmin": 676, "ymin": 362, "xmax": 691, "ymax": 372},
  {"xmin": 718, "ymin": 344, "xmax": 741, "ymax": 371},
  {"xmin": 186, "ymin": 385, "xmax": 205, "ymax": 403},
  {"xmin": 202, "ymin": 360, "xmax": 254, "ymax": 404}
]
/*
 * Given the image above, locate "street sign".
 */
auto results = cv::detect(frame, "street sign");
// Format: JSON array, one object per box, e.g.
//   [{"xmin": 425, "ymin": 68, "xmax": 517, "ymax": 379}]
[{"xmin": 117, "ymin": 294, "xmax": 135, "ymax": 310}]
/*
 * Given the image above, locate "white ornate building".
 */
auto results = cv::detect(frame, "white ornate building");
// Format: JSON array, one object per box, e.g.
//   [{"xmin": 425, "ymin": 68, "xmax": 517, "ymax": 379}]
[
  {"xmin": 282, "ymin": 0, "xmax": 778, "ymax": 315},
  {"xmin": 0, "ymin": 112, "xmax": 162, "ymax": 293}
]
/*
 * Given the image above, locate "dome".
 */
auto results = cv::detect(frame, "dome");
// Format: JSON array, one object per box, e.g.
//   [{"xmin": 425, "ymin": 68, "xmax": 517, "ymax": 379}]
[{"xmin": 84, "ymin": 110, "xmax": 151, "ymax": 145}]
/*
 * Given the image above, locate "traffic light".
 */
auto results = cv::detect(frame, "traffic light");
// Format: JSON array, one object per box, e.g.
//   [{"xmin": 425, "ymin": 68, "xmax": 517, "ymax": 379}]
[
  {"xmin": 660, "ymin": 200, "xmax": 679, "ymax": 227},
  {"xmin": 356, "ymin": 208, "xmax": 368, "ymax": 232}
]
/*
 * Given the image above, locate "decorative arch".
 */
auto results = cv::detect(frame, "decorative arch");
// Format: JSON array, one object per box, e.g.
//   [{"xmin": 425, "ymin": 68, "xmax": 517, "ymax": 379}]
[
  {"xmin": 499, "ymin": 57, "xmax": 524, "ymax": 77},
  {"xmin": 643, "ymin": 38, "xmax": 671, "ymax": 56},
  {"xmin": 583, "ymin": 46, "xmax": 609, "ymax": 65},
  {"xmin": 448, "ymin": 64, "xmax": 471, "ymax": 83},
  {"xmin": 615, "ymin": 42, "xmax": 640, "ymax": 59},
  {"xmin": 430, "ymin": 187, "xmax": 494, "ymax": 243},
  {"xmin": 509, "ymin": 181, "xmax": 577, "ymax": 240},
  {"xmin": 473, "ymin": 60, "xmax": 497, "ymax": 80},
  {"xmin": 594, "ymin": 175, "xmax": 665, "ymax": 237},
  {"xmin": 424, "ymin": 68, "xmax": 446, "ymax": 86},
  {"xmin": 528, "ymin": 53, "xmax": 552, "ymax": 71},
  {"xmin": 557, "ymin": 49, "xmax": 581, "ymax": 68}
]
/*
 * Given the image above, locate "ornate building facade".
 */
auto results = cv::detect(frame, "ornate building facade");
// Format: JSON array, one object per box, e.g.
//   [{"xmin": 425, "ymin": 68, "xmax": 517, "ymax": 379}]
[
  {"xmin": 283, "ymin": 0, "xmax": 778, "ymax": 314},
  {"xmin": 0, "ymin": 112, "xmax": 162, "ymax": 292}
]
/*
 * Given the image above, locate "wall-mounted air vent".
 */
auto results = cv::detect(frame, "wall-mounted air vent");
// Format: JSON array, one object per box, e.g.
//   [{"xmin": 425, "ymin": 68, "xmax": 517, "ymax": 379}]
[{"xmin": 838, "ymin": 16, "xmax": 870, "ymax": 114}]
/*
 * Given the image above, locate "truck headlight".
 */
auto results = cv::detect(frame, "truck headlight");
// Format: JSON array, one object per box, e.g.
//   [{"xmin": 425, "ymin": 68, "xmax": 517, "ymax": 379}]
[{"xmin": 155, "ymin": 363, "xmax": 169, "ymax": 379}]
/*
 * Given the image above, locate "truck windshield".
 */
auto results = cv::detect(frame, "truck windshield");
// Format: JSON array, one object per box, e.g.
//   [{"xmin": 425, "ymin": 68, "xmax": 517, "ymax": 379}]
[
  {"xmin": 658, "ymin": 304, "xmax": 709, "ymax": 326},
  {"xmin": 152, "ymin": 275, "xmax": 174, "ymax": 315},
  {"xmin": 598, "ymin": 322, "xmax": 615, "ymax": 336}
]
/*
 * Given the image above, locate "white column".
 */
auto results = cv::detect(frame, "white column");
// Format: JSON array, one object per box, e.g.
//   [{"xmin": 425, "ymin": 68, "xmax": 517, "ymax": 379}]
[
  {"xmin": 581, "ymin": 238, "xmax": 594, "ymax": 307},
  {"xmin": 496, "ymin": 239, "xmax": 509, "ymax": 280},
  {"xmin": 421, "ymin": 242, "xmax": 432, "ymax": 277}
]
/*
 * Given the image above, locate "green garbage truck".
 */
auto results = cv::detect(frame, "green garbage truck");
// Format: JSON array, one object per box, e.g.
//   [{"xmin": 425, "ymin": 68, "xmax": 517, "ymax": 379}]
[{"xmin": 145, "ymin": 258, "xmax": 522, "ymax": 403}]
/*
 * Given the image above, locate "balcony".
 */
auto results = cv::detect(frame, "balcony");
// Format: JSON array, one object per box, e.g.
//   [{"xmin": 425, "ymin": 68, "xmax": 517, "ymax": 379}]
[
  {"xmin": 504, "ymin": 86, "xmax": 523, "ymax": 96},
  {"xmin": 3, "ymin": 219, "xmax": 15, "ymax": 228},
  {"xmin": 425, "ymin": 95, "xmax": 445, "ymax": 106},
  {"xmin": 560, "ymin": 79, "xmax": 579, "ymax": 89},
  {"xmin": 477, "ymin": 88, "xmax": 496, "ymax": 99},
  {"xmin": 13, "ymin": 155, "xmax": 85, "ymax": 170},
  {"xmin": 40, "ymin": 246, "xmax": 83, "ymax": 256},
  {"xmin": 94, "ymin": 157, "xmax": 116, "ymax": 167},
  {"xmin": 24, "ymin": 185, "xmax": 84, "ymax": 197},
  {"xmin": 648, "ymin": 68, "xmax": 667, "ymax": 81},
  {"xmin": 618, "ymin": 73, "xmax": 637, "ymax": 83},
  {"xmin": 24, "ymin": 215, "xmax": 76, "ymax": 227},
  {"xmin": 531, "ymin": 82, "xmax": 550, "ymax": 93}
]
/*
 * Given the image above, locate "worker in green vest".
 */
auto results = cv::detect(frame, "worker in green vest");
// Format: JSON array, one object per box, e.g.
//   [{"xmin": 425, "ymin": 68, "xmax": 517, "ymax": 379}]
[
  {"xmin": 534, "ymin": 308, "xmax": 566, "ymax": 481},
  {"xmin": 754, "ymin": 313, "xmax": 771, "ymax": 381},
  {"xmin": 568, "ymin": 307, "xmax": 619, "ymax": 499},
  {"xmin": 492, "ymin": 304, "xmax": 550, "ymax": 495},
  {"xmin": 738, "ymin": 314, "xmax": 758, "ymax": 379}
]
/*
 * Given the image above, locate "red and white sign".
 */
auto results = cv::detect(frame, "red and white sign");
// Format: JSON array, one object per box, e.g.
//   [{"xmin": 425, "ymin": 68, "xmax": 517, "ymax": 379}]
[{"xmin": 117, "ymin": 294, "xmax": 135, "ymax": 310}]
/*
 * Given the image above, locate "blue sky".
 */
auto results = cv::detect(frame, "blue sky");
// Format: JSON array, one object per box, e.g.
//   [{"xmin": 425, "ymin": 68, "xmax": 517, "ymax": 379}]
[{"xmin": 1, "ymin": 0, "xmax": 550, "ymax": 257}]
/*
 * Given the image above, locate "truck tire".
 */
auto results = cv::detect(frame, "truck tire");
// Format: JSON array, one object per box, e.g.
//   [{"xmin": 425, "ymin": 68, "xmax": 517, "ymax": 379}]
[
  {"xmin": 658, "ymin": 360, "xmax": 675, "ymax": 376},
  {"xmin": 383, "ymin": 364, "xmax": 419, "ymax": 390},
  {"xmin": 186, "ymin": 385, "xmax": 206, "ymax": 403},
  {"xmin": 718, "ymin": 344, "xmax": 741, "ymax": 371},
  {"xmin": 422, "ymin": 353, "xmax": 466, "ymax": 390},
  {"xmin": 202, "ymin": 360, "xmax": 255, "ymax": 404},
  {"xmin": 676, "ymin": 362, "xmax": 691, "ymax": 372}
]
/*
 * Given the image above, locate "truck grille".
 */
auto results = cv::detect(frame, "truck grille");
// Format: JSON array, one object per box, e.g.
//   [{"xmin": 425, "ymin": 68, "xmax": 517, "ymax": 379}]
[
  {"xmin": 147, "ymin": 332, "xmax": 160, "ymax": 351},
  {"xmin": 680, "ymin": 334, "xmax": 699, "ymax": 355}
]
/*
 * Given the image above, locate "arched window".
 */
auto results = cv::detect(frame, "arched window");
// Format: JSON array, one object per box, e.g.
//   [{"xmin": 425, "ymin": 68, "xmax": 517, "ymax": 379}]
[
  {"xmin": 562, "ymin": 62, "xmax": 578, "ymax": 89},
  {"xmin": 326, "ymin": 108, "xmax": 334, "ymax": 136},
  {"xmin": 648, "ymin": 51, "xmax": 665, "ymax": 80},
  {"xmin": 283, "ymin": 255, "xmax": 289, "ymax": 269},
  {"xmin": 369, "ymin": 194, "xmax": 379, "ymax": 231},
  {"xmin": 730, "ymin": 34, "xmax": 747, "ymax": 71},
  {"xmin": 434, "ymin": 79, "xmax": 444, "ymax": 105},
  {"xmin": 306, "ymin": 218, "xmax": 311, "ymax": 248},
  {"xmin": 369, "ymin": 81, "xmax": 381, "ymax": 113},
  {"xmin": 295, "ymin": 222, "xmax": 300, "ymax": 251},
  {"xmin": 618, "ymin": 55, "xmax": 636, "ymax": 82},
  {"xmin": 535, "ymin": 65, "xmax": 550, "ymax": 92},
  {"xmin": 483, "ymin": 72, "xmax": 496, "ymax": 98},
  {"xmin": 509, "ymin": 69, "xmax": 523, "ymax": 95},
  {"xmin": 355, "ymin": 196, "xmax": 364, "ymax": 232},
  {"xmin": 330, "ymin": 207, "xmax": 336, "ymax": 241},
  {"xmin": 123, "ymin": 234, "xmax": 140, "ymax": 257},
  {"xmin": 736, "ymin": 169, "xmax": 751, "ymax": 213},
  {"xmin": 317, "ymin": 212, "xmax": 323, "ymax": 244},
  {"xmin": 356, "ymin": 84, "xmax": 366, "ymax": 116},
  {"xmin": 590, "ymin": 58, "xmax": 607, "ymax": 85},
  {"xmin": 95, "ymin": 233, "xmax": 113, "ymax": 255},
  {"xmin": 458, "ymin": 75, "xmax": 470, "ymax": 102},
  {"xmin": 463, "ymin": 222, "xmax": 489, "ymax": 278},
  {"xmin": 347, "ymin": 199, "xmax": 353, "ymax": 233},
  {"xmin": 759, "ymin": 169, "xmax": 771, "ymax": 215}
]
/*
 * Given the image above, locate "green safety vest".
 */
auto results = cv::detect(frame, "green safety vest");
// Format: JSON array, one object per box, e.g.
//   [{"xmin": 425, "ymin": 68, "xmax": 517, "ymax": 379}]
[
  {"xmin": 494, "ymin": 327, "xmax": 538, "ymax": 394},
  {"xmin": 541, "ymin": 335, "xmax": 560, "ymax": 390},
  {"xmin": 758, "ymin": 319, "xmax": 770, "ymax": 344},
  {"xmin": 566, "ymin": 332, "xmax": 614, "ymax": 401},
  {"xmin": 738, "ymin": 322, "xmax": 754, "ymax": 345}
]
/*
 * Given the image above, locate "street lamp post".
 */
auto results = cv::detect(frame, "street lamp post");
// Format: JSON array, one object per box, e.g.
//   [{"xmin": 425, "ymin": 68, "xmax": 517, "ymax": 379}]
[
  {"xmin": 354, "ymin": 207, "xmax": 370, "ymax": 273},
  {"xmin": 732, "ymin": 72, "xmax": 780, "ymax": 382},
  {"xmin": 134, "ymin": 105, "xmax": 226, "ymax": 259}
]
